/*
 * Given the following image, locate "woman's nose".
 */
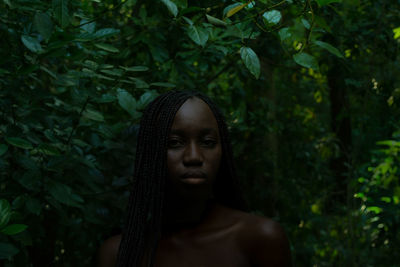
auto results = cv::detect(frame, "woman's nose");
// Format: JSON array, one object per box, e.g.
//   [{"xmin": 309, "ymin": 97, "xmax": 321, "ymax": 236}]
[{"xmin": 183, "ymin": 142, "xmax": 203, "ymax": 166}]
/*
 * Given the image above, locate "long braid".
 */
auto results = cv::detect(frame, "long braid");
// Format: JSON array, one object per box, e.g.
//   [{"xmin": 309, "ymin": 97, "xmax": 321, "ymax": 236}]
[{"xmin": 116, "ymin": 91, "xmax": 246, "ymax": 267}]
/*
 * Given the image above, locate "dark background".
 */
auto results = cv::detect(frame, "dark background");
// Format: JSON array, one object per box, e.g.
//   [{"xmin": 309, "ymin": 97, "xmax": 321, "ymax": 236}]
[{"xmin": 0, "ymin": 0, "xmax": 399, "ymax": 266}]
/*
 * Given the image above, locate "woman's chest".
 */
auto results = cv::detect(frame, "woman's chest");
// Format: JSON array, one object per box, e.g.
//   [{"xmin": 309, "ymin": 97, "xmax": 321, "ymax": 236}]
[{"xmin": 154, "ymin": 230, "xmax": 250, "ymax": 267}]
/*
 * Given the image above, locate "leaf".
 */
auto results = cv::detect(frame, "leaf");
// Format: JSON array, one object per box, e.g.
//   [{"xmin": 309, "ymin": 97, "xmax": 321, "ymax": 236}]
[
  {"xmin": 52, "ymin": 0, "xmax": 69, "ymax": 28},
  {"xmin": 5, "ymin": 137, "xmax": 33, "ymax": 150},
  {"xmin": 293, "ymin": 52, "xmax": 319, "ymax": 71},
  {"xmin": 34, "ymin": 12, "xmax": 53, "ymax": 41},
  {"xmin": 120, "ymin": 66, "xmax": 149, "ymax": 72},
  {"xmin": 83, "ymin": 108, "xmax": 105, "ymax": 122},
  {"xmin": 93, "ymin": 28, "xmax": 120, "ymax": 39},
  {"xmin": 314, "ymin": 40, "xmax": 344, "ymax": 58},
  {"xmin": 1, "ymin": 224, "xmax": 27, "ymax": 235},
  {"xmin": 21, "ymin": 35, "xmax": 43, "ymax": 53},
  {"xmin": 206, "ymin": 14, "xmax": 227, "ymax": 27},
  {"xmin": 279, "ymin": 27, "xmax": 291, "ymax": 41},
  {"xmin": 160, "ymin": 0, "xmax": 178, "ymax": 17},
  {"xmin": 37, "ymin": 143, "xmax": 60, "ymax": 156},
  {"xmin": 0, "ymin": 200, "xmax": 11, "ymax": 229},
  {"xmin": 0, "ymin": 144, "xmax": 8, "ymax": 156},
  {"xmin": 394, "ymin": 27, "xmax": 400, "ymax": 40},
  {"xmin": 262, "ymin": 10, "xmax": 281, "ymax": 25},
  {"xmin": 240, "ymin": 47, "xmax": 260, "ymax": 79},
  {"xmin": 315, "ymin": 0, "xmax": 341, "ymax": 6},
  {"xmin": 224, "ymin": 3, "xmax": 248, "ymax": 18},
  {"xmin": 26, "ymin": 198, "xmax": 42, "ymax": 215},
  {"xmin": 117, "ymin": 89, "xmax": 138, "ymax": 117},
  {"xmin": 49, "ymin": 182, "xmax": 84, "ymax": 207},
  {"xmin": 94, "ymin": 43, "xmax": 119, "ymax": 53},
  {"xmin": 301, "ymin": 18, "xmax": 311, "ymax": 29},
  {"xmin": 187, "ymin": 25, "xmax": 208, "ymax": 47},
  {"xmin": 16, "ymin": 171, "xmax": 41, "ymax": 191},
  {"xmin": 150, "ymin": 82, "xmax": 176, "ymax": 88},
  {"xmin": 0, "ymin": 242, "xmax": 19, "ymax": 259},
  {"xmin": 138, "ymin": 90, "xmax": 159, "ymax": 109}
]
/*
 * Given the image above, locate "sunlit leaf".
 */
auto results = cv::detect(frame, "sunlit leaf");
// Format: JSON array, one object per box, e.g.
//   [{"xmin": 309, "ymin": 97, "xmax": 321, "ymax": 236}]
[
  {"xmin": 224, "ymin": 2, "xmax": 248, "ymax": 18},
  {"xmin": 240, "ymin": 46, "xmax": 260, "ymax": 79}
]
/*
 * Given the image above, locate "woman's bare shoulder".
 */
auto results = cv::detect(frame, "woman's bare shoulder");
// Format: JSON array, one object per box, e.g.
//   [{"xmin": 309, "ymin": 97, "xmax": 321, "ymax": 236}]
[
  {"xmin": 219, "ymin": 206, "xmax": 292, "ymax": 266},
  {"xmin": 97, "ymin": 234, "xmax": 122, "ymax": 267}
]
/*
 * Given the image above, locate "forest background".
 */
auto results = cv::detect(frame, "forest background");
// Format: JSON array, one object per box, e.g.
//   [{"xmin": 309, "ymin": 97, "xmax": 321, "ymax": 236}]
[{"xmin": 0, "ymin": 0, "xmax": 399, "ymax": 266}]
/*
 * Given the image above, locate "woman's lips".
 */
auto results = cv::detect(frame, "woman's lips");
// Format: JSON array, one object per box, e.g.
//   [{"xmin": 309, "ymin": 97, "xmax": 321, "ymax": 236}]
[{"xmin": 181, "ymin": 171, "xmax": 207, "ymax": 185}]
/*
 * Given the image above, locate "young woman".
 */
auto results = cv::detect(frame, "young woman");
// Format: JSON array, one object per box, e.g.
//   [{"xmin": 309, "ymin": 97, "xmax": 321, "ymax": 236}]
[{"xmin": 98, "ymin": 91, "xmax": 292, "ymax": 267}]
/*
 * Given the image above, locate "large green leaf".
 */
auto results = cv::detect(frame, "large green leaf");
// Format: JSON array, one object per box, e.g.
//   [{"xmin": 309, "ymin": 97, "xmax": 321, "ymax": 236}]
[
  {"xmin": 48, "ymin": 182, "xmax": 84, "ymax": 207},
  {"xmin": 240, "ymin": 47, "xmax": 260, "ymax": 79},
  {"xmin": 314, "ymin": 40, "xmax": 344, "ymax": 58},
  {"xmin": 279, "ymin": 27, "xmax": 291, "ymax": 41},
  {"xmin": 34, "ymin": 12, "xmax": 53, "ymax": 41},
  {"xmin": 93, "ymin": 28, "xmax": 120, "ymax": 39},
  {"xmin": 5, "ymin": 137, "xmax": 33, "ymax": 150},
  {"xmin": 293, "ymin": 52, "xmax": 319, "ymax": 71},
  {"xmin": 83, "ymin": 108, "xmax": 105, "ymax": 122},
  {"xmin": 263, "ymin": 10, "xmax": 282, "ymax": 25},
  {"xmin": 224, "ymin": 2, "xmax": 247, "ymax": 18},
  {"xmin": 52, "ymin": 0, "xmax": 69, "ymax": 28},
  {"xmin": 315, "ymin": 0, "xmax": 341, "ymax": 6},
  {"xmin": 120, "ymin": 66, "xmax": 149, "ymax": 72},
  {"xmin": 138, "ymin": 91, "xmax": 159, "ymax": 110},
  {"xmin": 117, "ymin": 89, "xmax": 138, "ymax": 117},
  {"xmin": 1, "ymin": 224, "xmax": 27, "ymax": 235},
  {"xmin": 0, "ymin": 200, "xmax": 11, "ymax": 229},
  {"xmin": 0, "ymin": 242, "xmax": 19, "ymax": 260},
  {"xmin": 206, "ymin": 14, "xmax": 227, "ymax": 27},
  {"xmin": 187, "ymin": 25, "xmax": 208, "ymax": 47},
  {"xmin": 21, "ymin": 35, "xmax": 43, "ymax": 53},
  {"xmin": 160, "ymin": 0, "xmax": 178, "ymax": 17},
  {"xmin": 94, "ymin": 43, "xmax": 119, "ymax": 53}
]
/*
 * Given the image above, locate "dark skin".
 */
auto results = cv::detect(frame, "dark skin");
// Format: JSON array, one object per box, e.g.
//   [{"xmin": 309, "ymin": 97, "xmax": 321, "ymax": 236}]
[{"xmin": 98, "ymin": 98, "xmax": 292, "ymax": 267}]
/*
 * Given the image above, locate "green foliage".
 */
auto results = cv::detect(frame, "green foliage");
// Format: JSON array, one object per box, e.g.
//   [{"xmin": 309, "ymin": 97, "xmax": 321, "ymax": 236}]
[{"xmin": 0, "ymin": 0, "xmax": 399, "ymax": 266}]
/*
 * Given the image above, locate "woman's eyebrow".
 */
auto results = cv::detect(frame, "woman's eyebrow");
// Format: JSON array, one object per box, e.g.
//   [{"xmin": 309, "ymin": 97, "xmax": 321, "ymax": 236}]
[{"xmin": 169, "ymin": 128, "xmax": 218, "ymax": 135}]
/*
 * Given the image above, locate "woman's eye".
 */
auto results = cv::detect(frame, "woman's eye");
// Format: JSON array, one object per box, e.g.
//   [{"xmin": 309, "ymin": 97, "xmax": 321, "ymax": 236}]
[
  {"xmin": 202, "ymin": 139, "xmax": 217, "ymax": 147},
  {"xmin": 168, "ymin": 139, "xmax": 183, "ymax": 148}
]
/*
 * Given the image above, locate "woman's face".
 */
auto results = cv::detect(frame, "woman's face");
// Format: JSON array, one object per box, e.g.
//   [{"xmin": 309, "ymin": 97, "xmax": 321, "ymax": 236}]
[{"xmin": 166, "ymin": 97, "xmax": 222, "ymax": 199}]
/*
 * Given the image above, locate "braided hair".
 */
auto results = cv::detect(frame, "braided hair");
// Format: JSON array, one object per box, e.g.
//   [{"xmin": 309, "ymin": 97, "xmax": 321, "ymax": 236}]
[{"xmin": 116, "ymin": 90, "xmax": 245, "ymax": 267}]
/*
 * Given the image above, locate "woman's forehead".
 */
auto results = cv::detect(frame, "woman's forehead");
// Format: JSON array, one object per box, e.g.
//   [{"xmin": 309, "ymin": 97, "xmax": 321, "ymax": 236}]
[{"xmin": 170, "ymin": 97, "xmax": 219, "ymax": 132}]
